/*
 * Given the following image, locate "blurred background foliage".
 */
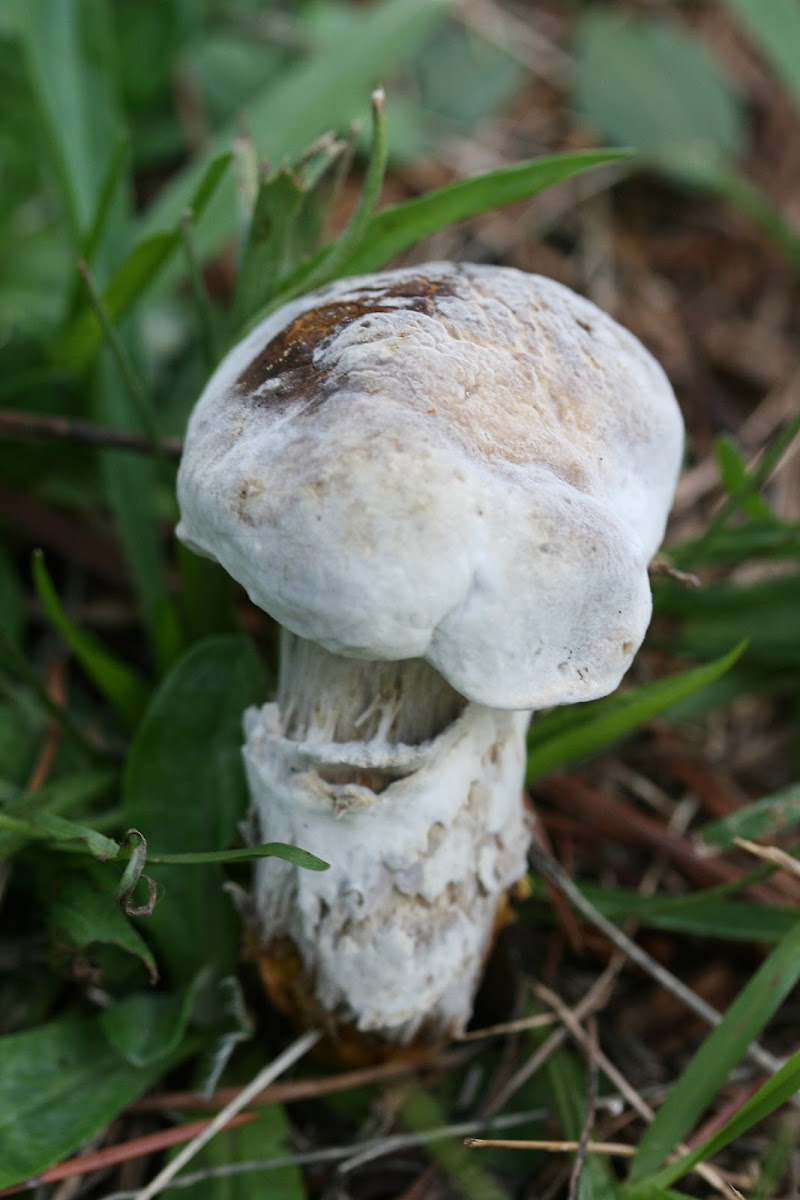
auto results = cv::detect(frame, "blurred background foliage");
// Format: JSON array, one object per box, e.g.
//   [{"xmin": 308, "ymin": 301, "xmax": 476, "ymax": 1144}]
[{"xmin": 2, "ymin": 0, "xmax": 800, "ymax": 1195}]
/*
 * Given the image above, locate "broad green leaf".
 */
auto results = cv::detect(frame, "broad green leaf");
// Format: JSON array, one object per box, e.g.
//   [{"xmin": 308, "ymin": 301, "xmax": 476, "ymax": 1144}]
[
  {"xmin": 629, "ymin": 916, "xmax": 800, "ymax": 1180},
  {"xmin": 334, "ymin": 150, "xmax": 632, "ymax": 278},
  {"xmin": 123, "ymin": 636, "xmax": 266, "ymax": 982},
  {"xmin": 171, "ymin": 1104, "xmax": 307, "ymax": 1200},
  {"xmin": 723, "ymin": 0, "xmax": 800, "ymax": 115},
  {"xmin": 0, "ymin": 1013, "xmax": 181, "ymax": 1188},
  {"xmin": 101, "ymin": 988, "xmax": 194, "ymax": 1066},
  {"xmin": 701, "ymin": 783, "xmax": 800, "ymax": 847},
  {"xmin": 573, "ymin": 13, "xmax": 745, "ymax": 162},
  {"xmin": 32, "ymin": 550, "xmax": 149, "ymax": 728},
  {"xmin": 526, "ymin": 643, "xmax": 746, "ymax": 781},
  {"xmin": 632, "ymin": 1047, "xmax": 800, "ymax": 1193},
  {"xmin": 44, "ymin": 862, "xmax": 157, "ymax": 983}
]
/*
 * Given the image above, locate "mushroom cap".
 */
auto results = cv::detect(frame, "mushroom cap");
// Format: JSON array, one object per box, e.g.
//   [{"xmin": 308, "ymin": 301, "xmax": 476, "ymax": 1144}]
[{"xmin": 177, "ymin": 262, "xmax": 684, "ymax": 710}]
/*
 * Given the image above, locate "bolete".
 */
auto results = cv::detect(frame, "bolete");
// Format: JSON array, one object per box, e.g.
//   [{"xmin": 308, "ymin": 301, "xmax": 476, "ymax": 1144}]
[{"xmin": 176, "ymin": 262, "xmax": 684, "ymax": 1046}]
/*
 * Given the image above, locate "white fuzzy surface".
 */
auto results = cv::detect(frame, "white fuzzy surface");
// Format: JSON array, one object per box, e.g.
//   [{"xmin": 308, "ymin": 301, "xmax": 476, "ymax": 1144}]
[
  {"xmin": 177, "ymin": 263, "xmax": 683, "ymax": 710},
  {"xmin": 244, "ymin": 701, "xmax": 531, "ymax": 1041}
]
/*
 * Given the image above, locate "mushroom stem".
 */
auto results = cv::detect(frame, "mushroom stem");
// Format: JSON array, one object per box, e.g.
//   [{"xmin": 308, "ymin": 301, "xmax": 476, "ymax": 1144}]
[
  {"xmin": 277, "ymin": 631, "xmax": 467, "ymax": 746},
  {"xmin": 243, "ymin": 633, "xmax": 532, "ymax": 1045}
]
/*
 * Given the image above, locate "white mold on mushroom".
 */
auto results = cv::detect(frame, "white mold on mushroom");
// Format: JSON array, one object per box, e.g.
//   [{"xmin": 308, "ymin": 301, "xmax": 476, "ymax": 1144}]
[
  {"xmin": 244, "ymin": 638, "xmax": 531, "ymax": 1040},
  {"xmin": 177, "ymin": 262, "xmax": 684, "ymax": 1043}
]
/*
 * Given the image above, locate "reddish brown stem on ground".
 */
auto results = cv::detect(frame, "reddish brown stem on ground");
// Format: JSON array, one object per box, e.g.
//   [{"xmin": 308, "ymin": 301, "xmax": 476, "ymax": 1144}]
[
  {"xmin": 131, "ymin": 1049, "xmax": 445, "ymax": 1113},
  {"xmin": 537, "ymin": 774, "xmax": 782, "ymax": 903},
  {"xmin": 0, "ymin": 1113, "xmax": 256, "ymax": 1197}
]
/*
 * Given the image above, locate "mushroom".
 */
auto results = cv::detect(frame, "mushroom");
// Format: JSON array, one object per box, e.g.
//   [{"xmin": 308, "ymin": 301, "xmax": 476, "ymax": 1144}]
[{"xmin": 176, "ymin": 262, "xmax": 684, "ymax": 1047}]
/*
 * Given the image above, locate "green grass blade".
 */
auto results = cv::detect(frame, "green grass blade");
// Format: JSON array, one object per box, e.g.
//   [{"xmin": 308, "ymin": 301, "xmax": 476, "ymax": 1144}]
[
  {"xmin": 697, "ymin": 406, "xmax": 800, "ymax": 543},
  {"xmin": 701, "ymin": 783, "xmax": 800, "ymax": 848},
  {"xmin": 401, "ymin": 1087, "xmax": 513, "ymax": 1200},
  {"xmin": 143, "ymin": 843, "xmax": 329, "ymax": 871},
  {"xmin": 32, "ymin": 550, "xmax": 148, "ymax": 728},
  {"xmin": 526, "ymin": 642, "xmax": 746, "ymax": 781},
  {"xmin": 0, "ymin": 1013, "xmax": 188, "ymax": 1189},
  {"xmin": 629, "ymin": 916, "xmax": 800, "ymax": 1181},
  {"xmin": 43, "ymin": 862, "xmax": 158, "ymax": 982},
  {"xmin": 172, "ymin": 1105, "xmax": 307, "ymax": 1200},
  {"xmin": 0, "ymin": 809, "xmax": 119, "ymax": 860},
  {"xmin": 60, "ymin": 153, "xmax": 231, "ymax": 371},
  {"xmin": 532, "ymin": 879, "xmax": 796, "ymax": 945},
  {"xmin": 80, "ymin": 132, "xmax": 130, "ymax": 267},
  {"xmin": 232, "ymin": 168, "xmax": 306, "ymax": 329},
  {"xmin": 15, "ymin": 0, "xmax": 122, "ymax": 242},
  {"xmin": 632, "ymin": 1047, "xmax": 800, "ymax": 1193},
  {"xmin": 139, "ymin": 0, "xmax": 449, "ymax": 247},
  {"xmin": 289, "ymin": 88, "xmax": 389, "ymax": 298},
  {"xmin": 336, "ymin": 149, "xmax": 632, "ymax": 277}
]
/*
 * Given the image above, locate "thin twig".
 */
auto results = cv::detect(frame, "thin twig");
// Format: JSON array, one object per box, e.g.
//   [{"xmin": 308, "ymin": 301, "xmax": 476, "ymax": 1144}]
[
  {"xmin": 0, "ymin": 1116, "xmax": 257, "ymax": 1197},
  {"xmin": 466, "ymin": 1137, "xmax": 634, "ymax": 1155},
  {"xmin": 0, "ymin": 407, "xmax": 182, "ymax": 460},
  {"xmin": 457, "ymin": 1012, "xmax": 557, "ymax": 1042},
  {"xmin": 481, "ymin": 959, "xmax": 618, "ymax": 1116},
  {"xmin": 533, "ymin": 984, "xmax": 741, "ymax": 1200},
  {"xmin": 527, "ymin": 840, "xmax": 787, "ymax": 1079},
  {"xmin": 97, "ymin": 1107, "xmax": 554, "ymax": 1197},
  {"xmin": 131, "ymin": 1048, "xmax": 454, "ymax": 1113},
  {"xmin": 130, "ymin": 1029, "xmax": 321, "ymax": 1200},
  {"xmin": 94, "ymin": 1088, "xmax": 687, "ymax": 1198},
  {"xmin": 734, "ymin": 837, "xmax": 800, "ymax": 879}
]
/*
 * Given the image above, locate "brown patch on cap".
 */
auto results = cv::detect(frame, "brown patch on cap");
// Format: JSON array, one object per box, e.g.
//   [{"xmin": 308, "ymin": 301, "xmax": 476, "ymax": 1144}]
[{"xmin": 235, "ymin": 275, "xmax": 455, "ymax": 406}]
